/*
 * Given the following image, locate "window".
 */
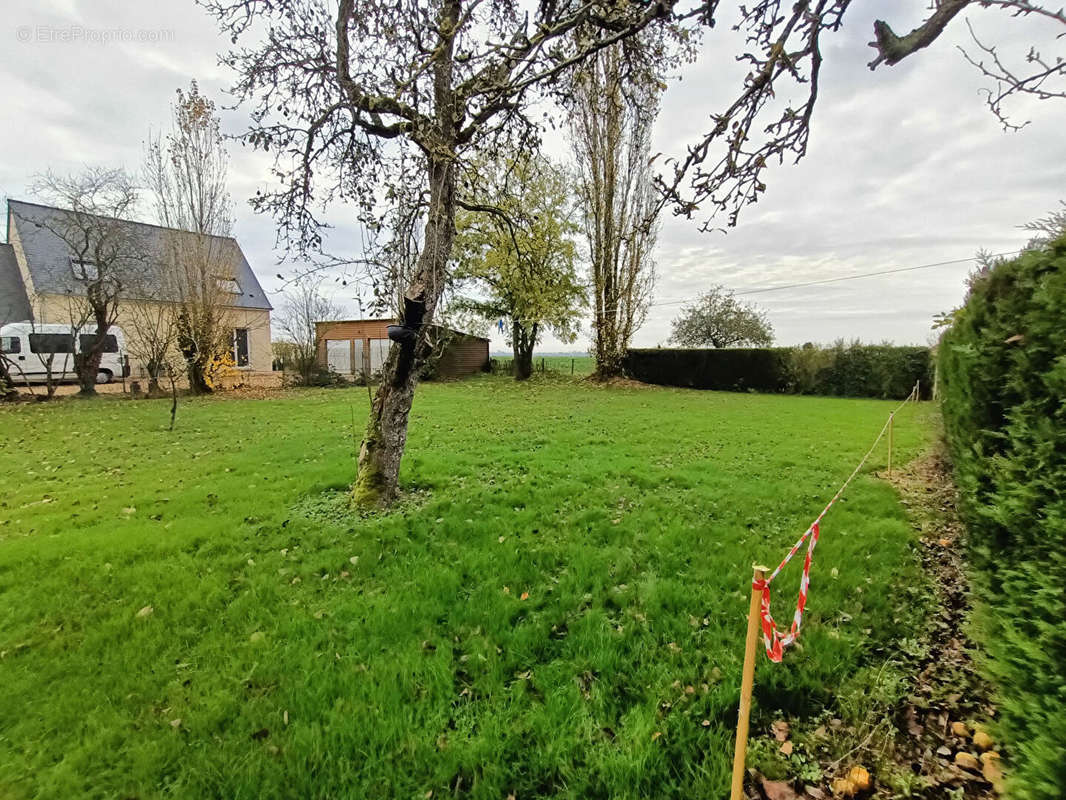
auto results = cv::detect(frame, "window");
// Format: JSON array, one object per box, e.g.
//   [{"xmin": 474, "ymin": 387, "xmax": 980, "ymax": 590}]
[
  {"xmin": 233, "ymin": 328, "xmax": 250, "ymax": 367},
  {"xmin": 29, "ymin": 333, "xmax": 74, "ymax": 354},
  {"xmin": 78, "ymin": 333, "xmax": 119, "ymax": 353},
  {"xmin": 0, "ymin": 336, "xmax": 20, "ymax": 354},
  {"xmin": 216, "ymin": 277, "xmax": 242, "ymax": 294},
  {"xmin": 70, "ymin": 256, "xmax": 99, "ymax": 281}
]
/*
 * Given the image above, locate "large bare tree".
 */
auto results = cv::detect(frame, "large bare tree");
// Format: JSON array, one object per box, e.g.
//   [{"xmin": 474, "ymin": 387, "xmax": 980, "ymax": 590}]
[
  {"xmin": 570, "ymin": 37, "xmax": 669, "ymax": 380},
  {"xmin": 200, "ymin": 0, "xmax": 674, "ymax": 507},
  {"xmin": 24, "ymin": 168, "xmax": 144, "ymax": 396},
  {"xmin": 144, "ymin": 82, "xmax": 238, "ymax": 394}
]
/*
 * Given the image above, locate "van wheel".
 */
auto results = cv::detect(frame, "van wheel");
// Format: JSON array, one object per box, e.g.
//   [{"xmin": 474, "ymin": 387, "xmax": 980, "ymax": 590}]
[{"xmin": 96, "ymin": 369, "xmax": 113, "ymax": 385}]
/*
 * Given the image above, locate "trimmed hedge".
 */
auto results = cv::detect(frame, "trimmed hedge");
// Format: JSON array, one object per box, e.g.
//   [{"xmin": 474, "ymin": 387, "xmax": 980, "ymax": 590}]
[
  {"xmin": 623, "ymin": 344, "xmax": 932, "ymax": 399},
  {"xmin": 938, "ymin": 238, "xmax": 1066, "ymax": 800}
]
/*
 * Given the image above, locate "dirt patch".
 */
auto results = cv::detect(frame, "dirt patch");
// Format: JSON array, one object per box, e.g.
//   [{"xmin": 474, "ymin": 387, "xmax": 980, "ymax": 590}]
[
  {"xmin": 745, "ymin": 448, "xmax": 1005, "ymax": 799},
  {"xmin": 584, "ymin": 375, "xmax": 653, "ymax": 389},
  {"xmin": 878, "ymin": 451, "xmax": 1003, "ymax": 797}
]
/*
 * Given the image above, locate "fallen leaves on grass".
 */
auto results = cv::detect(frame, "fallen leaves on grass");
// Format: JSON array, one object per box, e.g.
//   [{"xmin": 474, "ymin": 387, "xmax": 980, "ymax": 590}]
[{"xmin": 136, "ymin": 605, "xmax": 153, "ymax": 619}]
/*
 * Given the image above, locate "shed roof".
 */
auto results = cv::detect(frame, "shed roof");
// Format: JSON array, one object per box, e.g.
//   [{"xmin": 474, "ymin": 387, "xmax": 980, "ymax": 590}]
[{"xmin": 316, "ymin": 318, "xmax": 490, "ymax": 342}]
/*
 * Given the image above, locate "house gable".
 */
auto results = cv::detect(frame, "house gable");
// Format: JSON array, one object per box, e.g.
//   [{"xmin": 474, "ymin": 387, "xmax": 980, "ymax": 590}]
[{"xmin": 6, "ymin": 199, "xmax": 272, "ymax": 312}]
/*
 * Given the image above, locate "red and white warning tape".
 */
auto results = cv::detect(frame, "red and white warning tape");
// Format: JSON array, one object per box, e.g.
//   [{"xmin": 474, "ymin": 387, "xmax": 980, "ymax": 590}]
[{"xmin": 752, "ymin": 383, "xmax": 919, "ymax": 663}]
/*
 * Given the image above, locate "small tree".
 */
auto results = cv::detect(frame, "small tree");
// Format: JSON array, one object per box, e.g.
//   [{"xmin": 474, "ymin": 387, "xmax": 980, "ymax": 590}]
[
  {"xmin": 1, "ymin": 298, "xmax": 71, "ymax": 399},
  {"xmin": 453, "ymin": 156, "xmax": 585, "ymax": 381},
  {"xmin": 670, "ymin": 286, "xmax": 774, "ymax": 348},
  {"xmin": 144, "ymin": 82, "xmax": 237, "ymax": 394},
  {"xmin": 123, "ymin": 294, "xmax": 179, "ymax": 397},
  {"xmin": 24, "ymin": 168, "xmax": 144, "ymax": 395},
  {"xmin": 276, "ymin": 275, "xmax": 341, "ymax": 384},
  {"xmin": 0, "ymin": 307, "xmax": 22, "ymax": 401}
]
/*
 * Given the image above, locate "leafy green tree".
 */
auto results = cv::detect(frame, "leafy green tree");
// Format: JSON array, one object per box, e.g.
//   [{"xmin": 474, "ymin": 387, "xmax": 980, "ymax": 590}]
[
  {"xmin": 453, "ymin": 157, "xmax": 585, "ymax": 381},
  {"xmin": 669, "ymin": 286, "xmax": 773, "ymax": 348}
]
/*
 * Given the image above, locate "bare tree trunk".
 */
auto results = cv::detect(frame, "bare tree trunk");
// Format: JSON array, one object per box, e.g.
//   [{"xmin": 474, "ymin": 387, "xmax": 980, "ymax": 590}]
[
  {"xmin": 512, "ymin": 320, "xmax": 534, "ymax": 381},
  {"xmin": 76, "ymin": 338, "xmax": 105, "ymax": 396},
  {"xmin": 168, "ymin": 370, "xmax": 179, "ymax": 431},
  {"xmin": 351, "ymin": 155, "xmax": 455, "ymax": 509},
  {"xmin": 147, "ymin": 364, "xmax": 162, "ymax": 397},
  {"xmin": 0, "ymin": 358, "xmax": 16, "ymax": 402},
  {"xmin": 76, "ymin": 308, "xmax": 111, "ymax": 396}
]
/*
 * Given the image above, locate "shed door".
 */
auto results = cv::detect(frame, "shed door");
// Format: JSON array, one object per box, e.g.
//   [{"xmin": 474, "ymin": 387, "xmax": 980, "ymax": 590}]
[
  {"xmin": 326, "ymin": 340, "xmax": 351, "ymax": 374},
  {"xmin": 352, "ymin": 339, "xmax": 365, "ymax": 378},
  {"xmin": 369, "ymin": 338, "xmax": 390, "ymax": 374}
]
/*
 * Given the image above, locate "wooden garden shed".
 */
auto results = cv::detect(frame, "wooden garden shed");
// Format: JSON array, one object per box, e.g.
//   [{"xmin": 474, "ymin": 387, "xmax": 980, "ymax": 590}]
[{"xmin": 315, "ymin": 318, "xmax": 489, "ymax": 379}]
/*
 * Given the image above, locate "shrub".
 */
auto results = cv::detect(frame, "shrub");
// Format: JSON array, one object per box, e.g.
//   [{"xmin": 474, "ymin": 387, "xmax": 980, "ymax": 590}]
[
  {"xmin": 623, "ymin": 343, "xmax": 931, "ymax": 399},
  {"xmin": 938, "ymin": 237, "xmax": 1066, "ymax": 800}
]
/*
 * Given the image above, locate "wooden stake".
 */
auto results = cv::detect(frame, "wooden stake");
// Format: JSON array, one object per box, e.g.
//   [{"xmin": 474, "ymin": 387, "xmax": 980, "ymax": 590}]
[
  {"xmin": 888, "ymin": 413, "xmax": 894, "ymax": 477},
  {"xmin": 731, "ymin": 566, "xmax": 767, "ymax": 800}
]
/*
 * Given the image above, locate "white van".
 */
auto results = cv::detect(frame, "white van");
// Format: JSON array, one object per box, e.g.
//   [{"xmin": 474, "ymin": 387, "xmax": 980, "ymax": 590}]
[{"xmin": 0, "ymin": 322, "xmax": 129, "ymax": 385}]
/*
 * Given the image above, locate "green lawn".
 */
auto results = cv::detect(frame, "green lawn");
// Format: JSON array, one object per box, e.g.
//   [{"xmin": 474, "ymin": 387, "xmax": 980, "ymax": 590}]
[
  {"xmin": 0, "ymin": 376, "xmax": 933, "ymax": 799},
  {"xmin": 492, "ymin": 354, "xmax": 596, "ymax": 376}
]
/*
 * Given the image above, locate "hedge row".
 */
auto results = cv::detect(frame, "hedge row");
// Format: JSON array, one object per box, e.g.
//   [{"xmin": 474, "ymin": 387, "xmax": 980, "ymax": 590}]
[
  {"xmin": 623, "ymin": 344, "xmax": 932, "ymax": 399},
  {"xmin": 938, "ymin": 238, "xmax": 1066, "ymax": 799}
]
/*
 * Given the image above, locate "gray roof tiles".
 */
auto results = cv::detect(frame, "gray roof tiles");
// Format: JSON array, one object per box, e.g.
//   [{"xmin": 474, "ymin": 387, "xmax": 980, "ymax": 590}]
[
  {"xmin": 6, "ymin": 199, "xmax": 272, "ymax": 311},
  {"xmin": 0, "ymin": 243, "xmax": 33, "ymax": 322}
]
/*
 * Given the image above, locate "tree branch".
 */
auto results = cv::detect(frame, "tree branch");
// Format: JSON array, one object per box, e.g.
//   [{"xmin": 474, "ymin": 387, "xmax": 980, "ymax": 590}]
[{"xmin": 867, "ymin": 0, "xmax": 972, "ymax": 68}]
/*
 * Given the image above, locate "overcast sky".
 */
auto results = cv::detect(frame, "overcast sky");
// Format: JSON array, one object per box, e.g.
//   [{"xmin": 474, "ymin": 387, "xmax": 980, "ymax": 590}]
[{"xmin": 3, "ymin": 1, "xmax": 1064, "ymax": 353}]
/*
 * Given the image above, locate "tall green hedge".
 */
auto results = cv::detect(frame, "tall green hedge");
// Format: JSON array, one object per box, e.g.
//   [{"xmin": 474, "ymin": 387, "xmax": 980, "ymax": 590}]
[
  {"xmin": 623, "ymin": 344, "xmax": 932, "ymax": 399},
  {"xmin": 938, "ymin": 237, "xmax": 1066, "ymax": 799}
]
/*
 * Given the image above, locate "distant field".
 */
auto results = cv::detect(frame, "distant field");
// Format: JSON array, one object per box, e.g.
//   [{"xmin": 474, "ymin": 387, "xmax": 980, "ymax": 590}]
[
  {"xmin": 0, "ymin": 376, "xmax": 932, "ymax": 799},
  {"xmin": 492, "ymin": 354, "xmax": 596, "ymax": 376}
]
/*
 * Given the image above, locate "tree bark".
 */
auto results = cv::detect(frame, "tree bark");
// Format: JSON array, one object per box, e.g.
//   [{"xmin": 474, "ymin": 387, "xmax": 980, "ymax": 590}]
[
  {"xmin": 350, "ymin": 0, "xmax": 461, "ymax": 510},
  {"xmin": 512, "ymin": 320, "xmax": 535, "ymax": 381},
  {"xmin": 76, "ymin": 308, "xmax": 111, "ymax": 396},
  {"xmin": 0, "ymin": 361, "xmax": 16, "ymax": 402},
  {"xmin": 351, "ymin": 155, "xmax": 456, "ymax": 509}
]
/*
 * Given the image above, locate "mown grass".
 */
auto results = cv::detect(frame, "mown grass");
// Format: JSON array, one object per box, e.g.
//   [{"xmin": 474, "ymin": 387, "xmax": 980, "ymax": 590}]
[
  {"xmin": 0, "ymin": 376, "xmax": 933, "ymax": 799},
  {"xmin": 491, "ymin": 354, "xmax": 596, "ymax": 376}
]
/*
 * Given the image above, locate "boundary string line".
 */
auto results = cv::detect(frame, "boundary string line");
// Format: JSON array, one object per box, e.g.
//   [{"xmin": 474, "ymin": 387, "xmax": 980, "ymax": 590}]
[
  {"xmin": 729, "ymin": 381, "xmax": 920, "ymax": 800},
  {"xmin": 757, "ymin": 381, "xmax": 919, "ymax": 659}
]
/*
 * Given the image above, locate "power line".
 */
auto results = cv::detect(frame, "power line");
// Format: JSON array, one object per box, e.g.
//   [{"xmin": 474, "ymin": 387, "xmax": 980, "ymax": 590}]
[{"xmin": 643, "ymin": 250, "xmax": 1020, "ymax": 311}]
